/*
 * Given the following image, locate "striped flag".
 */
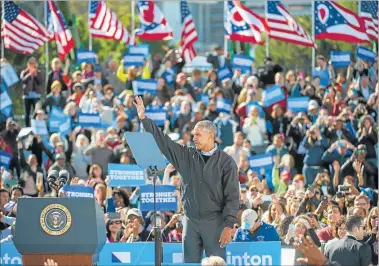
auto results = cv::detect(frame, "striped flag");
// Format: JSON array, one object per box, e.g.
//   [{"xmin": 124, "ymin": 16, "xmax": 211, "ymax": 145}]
[
  {"xmin": 136, "ymin": 1, "xmax": 173, "ymax": 41},
  {"xmin": 1, "ymin": 1, "xmax": 52, "ymax": 55},
  {"xmin": 267, "ymin": 1, "xmax": 315, "ymax": 48},
  {"xmin": 314, "ymin": 1, "xmax": 370, "ymax": 43},
  {"xmin": 224, "ymin": 1, "xmax": 267, "ymax": 44},
  {"xmin": 360, "ymin": 1, "xmax": 378, "ymax": 41},
  {"xmin": 88, "ymin": 1, "xmax": 129, "ymax": 43},
  {"xmin": 47, "ymin": 0, "xmax": 75, "ymax": 60},
  {"xmin": 180, "ymin": 0, "xmax": 198, "ymax": 62}
]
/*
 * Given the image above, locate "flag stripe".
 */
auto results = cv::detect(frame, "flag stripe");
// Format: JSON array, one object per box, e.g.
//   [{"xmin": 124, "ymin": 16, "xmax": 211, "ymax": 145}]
[
  {"xmin": 180, "ymin": 0, "xmax": 198, "ymax": 62},
  {"xmin": 2, "ymin": 1, "xmax": 51, "ymax": 55}
]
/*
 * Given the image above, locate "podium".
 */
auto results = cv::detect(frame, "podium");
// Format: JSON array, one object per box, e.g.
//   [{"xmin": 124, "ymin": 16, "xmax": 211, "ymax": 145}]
[{"xmin": 14, "ymin": 197, "xmax": 106, "ymax": 266}]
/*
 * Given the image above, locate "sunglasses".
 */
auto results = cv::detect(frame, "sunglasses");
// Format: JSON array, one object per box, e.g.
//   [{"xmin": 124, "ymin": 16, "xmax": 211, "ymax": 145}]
[
  {"xmin": 371, "ymin": 216, "xmax": 378, "ymax": 220},
  {"xmin": 357, "ymin": 149, "xmax": 366, "ymax": 153},
  {"xmin": 109, "ymin": 220, "xmax": 122, "ymax": 225}
]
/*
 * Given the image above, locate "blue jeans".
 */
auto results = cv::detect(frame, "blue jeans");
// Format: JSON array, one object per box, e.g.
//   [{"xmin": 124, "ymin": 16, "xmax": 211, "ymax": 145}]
[{"xmin": 302, "ymin": 165, "xmax": 324, "ymax": 186}]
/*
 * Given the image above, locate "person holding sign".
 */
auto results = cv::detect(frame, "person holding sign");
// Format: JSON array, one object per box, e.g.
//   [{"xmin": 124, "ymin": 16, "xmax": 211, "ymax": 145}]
[{"xmin": 134, "ymin": 96, "xmax": 239, "ymax": 263}]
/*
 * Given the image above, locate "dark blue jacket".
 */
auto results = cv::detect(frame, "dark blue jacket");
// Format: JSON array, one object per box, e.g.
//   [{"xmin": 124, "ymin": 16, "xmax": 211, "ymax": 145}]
[{"xmin": 302, "ymin": 136, "xmax": 329, "ymax": 166}]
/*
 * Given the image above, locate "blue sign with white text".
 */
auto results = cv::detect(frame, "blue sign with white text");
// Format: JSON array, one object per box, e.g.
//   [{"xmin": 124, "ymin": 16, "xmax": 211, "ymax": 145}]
[
  {"xmin": 108, "ymin": 164, "xmax": 146, "ymax": 187},
  {"xmin": 247, "ymin": 102, "xmax": 265, "ymax": 118},
  {"xmin": 62, "ymin": 185, "xmax": 94, "ymax": 198},
  {"xmin": 0, "ymin": 63, "xmax": 19, "ymax": 87},
  {"xmin": 216, "ymin": 98, "xmax": 232, "ymax": 114},
  {"xmin": 146, "ymin": 106, "xmax": 167, "ymax": 126},
  {"xmin": 262, "ymin": 85, "xmax": 285, "ymax": 107},
  {"xmin": 48, "ymin": 113, "xmax": 71, "ymax": 135},
  {"xmin": 78, "ymin": 112, "xmax": 102, "ymax": 128},
  {"xmin": 133, "ymin": 79, "xmax": 158, "ymax": 95},
  {"xmin": 330, "ymin": 51, "xmax": 350, "ymax": 67},
  {"xmin": 248, "ymin": 153, "xmax": 274, "ymax": 188},
  {"xmin": 356, "ymin": 46, "xmax": 376, "ymax": 63},
  {"xmin": 287, "ymin": 97, "xmax": 310, "ymax": 113},
  {"xmin": 218, "ymin": 67, "xmax": 233, "ymax": 80},
  {"xmin": 0, "ymin": 150, "xmax": 12, "ymax": 169},
  {"xmin": 31, "ymin": 119, "xmax": 48, "ymax": 136},
  {"xmin": 232, "ymin": 55, "xmax": 254, "ymax": 72},
  {"xmin": 139, "ymin": 185, "xmax": 177, "ymax": 211},
  {"xmin": 76, "ymin": 49, "xmax": 98, "ymax": 64},
  {"xmin": 129, "ymin": 44, "xmax": 150, "ymax": 58},
  {"xmin": 123, "ymin": 54, "xmax": 145, "ymax": 67}
]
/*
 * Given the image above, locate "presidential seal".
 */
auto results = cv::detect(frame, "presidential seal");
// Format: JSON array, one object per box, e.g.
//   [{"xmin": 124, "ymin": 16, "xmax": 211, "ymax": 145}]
[{"xmin": 40, "ymin": 204, "xmax": 72, "ymax": 236}]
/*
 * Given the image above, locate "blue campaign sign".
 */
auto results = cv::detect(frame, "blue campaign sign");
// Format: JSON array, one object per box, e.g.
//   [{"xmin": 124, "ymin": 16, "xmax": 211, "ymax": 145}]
[
  {"xmin": 48, "ymin": 113, "xmax": 72, "ymax": 135},
  {"xmin": 133, "ymin": 79, "xmax": 158, "ymax": 95},
  {"xmin": 76, "ymin": 49, "xmax": 98, "ymax": 64},
  {"xmin": 1, "ymin": 105, "xmax": 12, "ymax": 118},
  {"xmin": 262, "ymin": 85, "xmax": 285, "ymax": 107},
  {"xmin": 201, "ymin": 94, "xmax": 209, "ymax": 106},
  {"xmin": 139, "ymin": 185, "xmax": 177, "ymax": 211},
  {"xmin": 232, "ymin": 54, "xmax": 254, "ymax": 72},
  {"xmin": 78, "ymin": 112, "xmax": 102, "ymax": 128},
  {"xmin": 0, "ymin": 150, "xmax": 12, "ymax": 169},
  {"xmin": 330, "ymin": 51, "xmax": 350, "ymax": 67},
  {"xmin": 287, "ymin": 97, "xmax": 310, "ymax": 113},
  {"xmin": 0, "ymin": 91, "xmax": 12, "ymax": 112},
  {"xmin": 162, "ymin": 70, "xmax": 175, "ymax": 86},
  {"xmin": 0, "ymin": 243, "xmax": 22, "ymax": 266},
  {"xmin": 0, "ymin": 62, "xmax": 19, "ymax": 87},
  {"xmin": 217, "ymin": 67, "xmax": 233, "ymax": 81},
  {"xmin": 216, "ymin": 98, "xmax": 232, "ymax": 114},
  {"xmin": 123, "ymin": 53, "xmax": 145, "ymax": 67},
  {"xmin": 146, "ymin": 106, "xmax": 167, "ymax": 126},
  {"xmin": 162, "ymin": 242, "xmax": 281, "ymax": 266},
  {"xmin": 248, "ymin": 153, "xmax": 274, "ymax": 188},
  {"xmin": 129, "ymin": 44, "xmax": 150, "ymax": 58},
  {"xmin": 31, "ymin": 119, "xmax": 48, "ymax": 136},
  {"xmin": 356, "ymin": 46, "xmax": 376, "ymax": 63},
  {"xmin": 247, "ymin": 101, "xmax": 265, "ymax": 118},
  {"xmin": 98, "ymin": 243, "xmax": 155, "ymax": 265},
  {"xmin": 62, "ymin": 185, "xmax": 94, "ymax": 198},
  {"xmin": 1, "ymin": 79, "xmax": 7, "ymax": 92},
  {"xmin": 108, "ymin": 164, "xmax": 146, "ymax": 187}
]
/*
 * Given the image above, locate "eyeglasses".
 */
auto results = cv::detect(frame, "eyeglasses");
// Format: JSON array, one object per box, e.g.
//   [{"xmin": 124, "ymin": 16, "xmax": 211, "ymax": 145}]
[{"xmin": 109, "ymin": 220, "xmax": 122, "ymax": 225}]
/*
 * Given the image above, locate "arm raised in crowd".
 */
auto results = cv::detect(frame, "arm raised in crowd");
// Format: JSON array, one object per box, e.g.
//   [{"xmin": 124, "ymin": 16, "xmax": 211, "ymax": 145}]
[{"xmin": 134, "ymin": 96, "xmax": 190, "ymax": 170}]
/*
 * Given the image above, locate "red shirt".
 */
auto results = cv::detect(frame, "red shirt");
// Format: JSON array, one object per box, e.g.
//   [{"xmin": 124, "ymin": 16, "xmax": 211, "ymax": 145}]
[{"xmin": 317, "ymin": 226, "xmax": 333, "ymax": 242}]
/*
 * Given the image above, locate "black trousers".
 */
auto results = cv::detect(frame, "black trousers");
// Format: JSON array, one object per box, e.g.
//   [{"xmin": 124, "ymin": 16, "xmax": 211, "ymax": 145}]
[{"xmin": 24, "ymin": 98, "xmax": 38, "ymax": 127}]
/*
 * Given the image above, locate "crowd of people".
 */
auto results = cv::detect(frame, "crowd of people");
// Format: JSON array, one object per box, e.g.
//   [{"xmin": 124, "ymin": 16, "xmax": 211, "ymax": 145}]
[{"xmin": 0, "ymin": 43, "xmax": 378, "ymax": 265}]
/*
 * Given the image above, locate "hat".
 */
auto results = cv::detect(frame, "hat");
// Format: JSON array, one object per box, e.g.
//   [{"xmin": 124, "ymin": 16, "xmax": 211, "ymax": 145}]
[
  {"xmin": 308, "ymin": 100, "xmax": 319, "ymax": 111},
  {"xmin": 126, "ymin": 208, "xmax": 143, "ymax": 220},
  {"xmin": 73, "ymin": 83, "xmax": 84, "ymax": 90},
  {"xmin": 241, "ymin": 209, "xmax": 258, "ymax": 230},
  {"xmin": 56, "ymin": 153, "xmax": 66, "ymax": 160}
]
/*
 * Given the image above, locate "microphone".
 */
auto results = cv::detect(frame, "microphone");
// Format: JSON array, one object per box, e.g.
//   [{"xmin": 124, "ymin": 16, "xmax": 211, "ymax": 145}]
[
  {"xmin": 47, "ymin": 170, "xmax": 59, "ymax": 192},
  {"xmin": 58, "ymin": 170, "xmax": 69, "ymax": 190}
]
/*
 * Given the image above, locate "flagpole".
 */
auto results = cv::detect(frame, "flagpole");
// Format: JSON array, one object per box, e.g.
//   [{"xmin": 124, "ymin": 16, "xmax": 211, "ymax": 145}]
[
  {"xmin": 265, "ymin": 0, "xmax": 269, "ymax": 57},
  {"xmin": 131, "ymin": 0, "xmax": 136, "ymax": 45},
  {"xmin": 44, "ymin": 0, "xmax": 49, "ymax": 85},
  {"xmin": 1, "ymin": 0, "xmax": 5, "ymax": 58},
  {"xmin": 311, "ymin": 0, "xmax": 315, "ymax": 73},
  {"xmin": 88, "ymin": 2, "xmax": 92, "ymax": 51},
  {"xmin": 224, "ymin": 1, "xmax": 228, "ymax": 57}
]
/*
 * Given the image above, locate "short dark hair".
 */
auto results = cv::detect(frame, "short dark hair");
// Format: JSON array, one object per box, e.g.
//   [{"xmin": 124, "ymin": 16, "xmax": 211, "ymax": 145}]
[
  {"xmin": 10, "ymin": 185, "xmax": 24, "ymax": 196},
  {"xmin": 346, "ymin": 215, "xmax": 363, "ymax": 232},
  {"xmin": 112, "ymin": 189, "xmax": 130, "ymax": 207},
  {"xmin": 0, "ymin": 188, "xmax": 10, "ymax": 197}
]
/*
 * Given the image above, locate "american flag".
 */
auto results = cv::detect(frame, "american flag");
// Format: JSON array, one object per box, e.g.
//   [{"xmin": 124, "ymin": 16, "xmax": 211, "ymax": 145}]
[
  {"xmin": 47, "ymin": 0, "xmax": 75, "ymax": 60},
  {"xmin": 224, "ymin": 1, "xmax": 267, "ymax": 44},
  {"xmin": 88, "ymin": 1, "xmax": 129, "ymax": 43},
  {"xmin": 136, "ymin": 0, "xmax": 173, "ymax": 41},
  {"xmin": 315, "ymin": 1, "xmax": 370, "ymax": 43},
  {"xmin": 267, "ymin": 1, "xmax": 315, "ymax": 48},
  {"xmin": 1, "ymin": 1, "xmax": 51, "ymax": 55},
  {"xmin": 180, "ymin": 0, "xmax": 198, "ymax": 62},
  {"xmin": 360, "ymin": 1, "xmax": 378, "ymax": 41}
]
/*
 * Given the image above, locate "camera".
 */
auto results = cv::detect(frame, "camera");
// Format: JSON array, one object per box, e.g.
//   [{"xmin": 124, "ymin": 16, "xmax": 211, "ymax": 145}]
[
  {"xmin": 321, "ymin": 195, "xmax": 328, "ymax": 202},
  {"xmin": 338, "ymin": 185, "xmax": 349, "ymax": 192}
]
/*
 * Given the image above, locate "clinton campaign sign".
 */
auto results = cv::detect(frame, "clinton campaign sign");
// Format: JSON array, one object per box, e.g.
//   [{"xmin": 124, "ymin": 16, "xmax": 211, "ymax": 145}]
[
  {"xmin": 262, "ymin": 85, "xmax": 285, "ymax": 107},
  {"xmin": 123, "ymin": 53, "xmax": 145, "ymax": 67},
  {"xmin": 145, "ymin": 106, "xmax": 167, "ymax": 126},
  {"xmin": 108, "ymin": 164, "xmax": 146, "ymax": 187},
  {"xmin": 287, "ymin": 97, "xmax": 310, "ymax": 113},
  {"xmin": 133, "ymin": 79, "xmax": 158, "ymax": 95},
  {"xmin": 76, "ymin": 49, "xmax": 98, "ymax": 64},
  {"xmin": 1, "ymin": 242, "xmax": 282, "ymax": 266},
  {"xmin": 330, "ymin": 51, "xmax": 350, "ymax": 67},
  {"xmin": 356, "ymin": 46, "xmax": 376, "ymax": 63},
  {"xmin": 232, "ymin": 54, "xmax": 254, "ymax": 73},
  {"xmin": 248, "ymin": 153, "xmax": 274, "ymax": 188},
  {"xmin": 62, "ymin": 185, "xmax": 94, "ymax": 198},
  {"xmin": 129, "ymin": 44, "xmax": 150, "ymax": 58},
  {"xmin": 139, "ymin": 185, "xmax": 177, "ymax": 211}
]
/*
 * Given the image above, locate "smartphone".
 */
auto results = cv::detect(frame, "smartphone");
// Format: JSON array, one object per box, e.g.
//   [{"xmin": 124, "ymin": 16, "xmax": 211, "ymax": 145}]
[
  {"xmin": 261, "ymin": 195, "xmax": 272, "ymax": 202},
  {"xmin": 321, "ymin": 195, "xmax": 328, "ymax": 202},
  {"xmin": 107, "ymin": 212, "xmax": 121, "ymax": 220},
  {"xmin": 338, "ymin": 185, "xmax": 349, "ymax": 192}
]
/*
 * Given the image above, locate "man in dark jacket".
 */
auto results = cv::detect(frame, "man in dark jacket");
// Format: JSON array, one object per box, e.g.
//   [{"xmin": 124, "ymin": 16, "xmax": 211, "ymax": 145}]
[
  {"xmin": 134, "ymin": 96, "xmax": 239, "ymax": 263},
  {"xmin": 20, "ymin": 58, "xmax": 43, "ymax": 127}
]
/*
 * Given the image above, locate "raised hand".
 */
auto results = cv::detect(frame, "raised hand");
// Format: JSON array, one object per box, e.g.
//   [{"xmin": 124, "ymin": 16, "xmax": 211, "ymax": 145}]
[{"xmin": 133, "ymin": 96, "xmax": 146, "ymax": 120}]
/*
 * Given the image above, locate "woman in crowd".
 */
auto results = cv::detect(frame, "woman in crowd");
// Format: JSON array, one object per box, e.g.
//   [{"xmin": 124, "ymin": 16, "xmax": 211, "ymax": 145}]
[
  {"xmin": 243, "ymin": 106, "xmax": 266, "ymax": 153},
  {"xmin": 86, "ymin": 164, "xmax": 104, "ymax": 187}
]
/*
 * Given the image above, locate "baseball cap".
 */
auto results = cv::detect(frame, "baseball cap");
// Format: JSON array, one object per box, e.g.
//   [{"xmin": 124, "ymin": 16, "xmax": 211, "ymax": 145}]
[
  {"xmin": 308, "ymin": 100, "xmax": 319, "ymax": 111},
  {"xmin": 126, "ymin": 208, "xmax": 143, "ymax": 220},
  {"xmin": 241, "ymin": 209, "xmax": 258, "ymax": 230}
]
